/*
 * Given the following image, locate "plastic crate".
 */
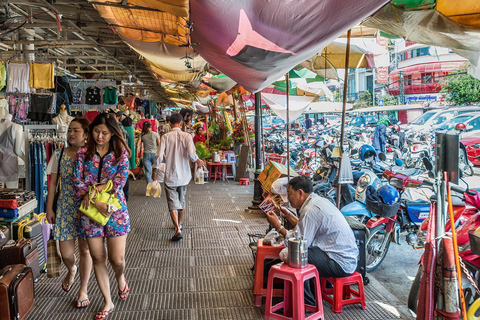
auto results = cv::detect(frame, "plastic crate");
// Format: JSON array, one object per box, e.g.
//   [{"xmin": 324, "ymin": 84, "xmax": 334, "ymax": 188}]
[
  {"xmin": 468, "ymin": 230, "xmax": 480, "ymax": 256},
  {"xmin": 365, "ymin": 198, "xmax": 400, "ymax": 218}
]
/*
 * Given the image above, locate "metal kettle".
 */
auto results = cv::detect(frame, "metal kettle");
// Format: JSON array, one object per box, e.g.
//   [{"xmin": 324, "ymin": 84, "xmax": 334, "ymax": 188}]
[{"xmin": 288, "ymin": 229, "xmax": 308, "ymax": 268}]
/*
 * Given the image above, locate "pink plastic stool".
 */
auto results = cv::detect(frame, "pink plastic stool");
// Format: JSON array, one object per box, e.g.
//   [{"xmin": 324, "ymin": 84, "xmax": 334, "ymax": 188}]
[
  {"xmin": 320, "ymin": 271, "xmax": 366, "ymax": 313},
  {"xmin": 239, "ymin": 178, "xmax": 250, "ymax": 185},
  {"xmin": 265, "ymin": 263, "xmax": 324, "ymax": 320},
  {"xmin": 253, "ymin": 240, "xmax": 284, "ymax": 306}
]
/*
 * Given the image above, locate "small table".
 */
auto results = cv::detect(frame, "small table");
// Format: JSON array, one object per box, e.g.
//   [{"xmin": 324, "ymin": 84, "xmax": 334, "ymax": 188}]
[{"xmin": 207, "ymin": 162, "xmax": 235, "ymax": 183}]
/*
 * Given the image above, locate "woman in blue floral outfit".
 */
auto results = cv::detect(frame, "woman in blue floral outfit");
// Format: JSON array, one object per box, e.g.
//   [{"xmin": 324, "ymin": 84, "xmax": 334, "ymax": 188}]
[
  {"xmin": 74, "ymin": 113, "xmax": 131, "ymax": 320},
  {"xmin": 46, "ymin": 117, "xmax": 93, "ymax": 308}
]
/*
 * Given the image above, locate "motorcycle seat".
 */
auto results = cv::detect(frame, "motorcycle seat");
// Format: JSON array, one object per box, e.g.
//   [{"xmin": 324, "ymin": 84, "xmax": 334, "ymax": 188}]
[
  {"xmin": 395, "ymin": 168, "xmax": 420, "ymax": 176},
  {"xmin": 406, "ymin": 199, "xmax": 430, "ymax": 206}
]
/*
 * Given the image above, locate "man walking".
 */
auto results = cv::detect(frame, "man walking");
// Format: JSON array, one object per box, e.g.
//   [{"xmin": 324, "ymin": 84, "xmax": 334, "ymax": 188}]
[{"xmin": 153, "ymin": 113, "xmax": 204, "ymax": 241}]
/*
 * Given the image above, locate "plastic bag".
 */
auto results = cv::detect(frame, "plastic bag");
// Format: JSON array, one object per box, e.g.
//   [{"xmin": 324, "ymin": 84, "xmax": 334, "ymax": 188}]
[
  {"xmin": 194, "ymin": 164, "xmax": 206, "ymax": 185},
  {"xmin": 271, "ymin": 177, "xmax": 289, "ymax": 202},
  {"xmin": 263, "ymin": 228, "xmax": 285, "ymax": 247},
  {"xmin": 146, "ymin": 180, "xmax": 162, "ymax": 198},
  {"xmin": 158, "ymin": 163, "xmax": 165, "ymax": 183},
  {"xmin": 338, "ymin": 153, "xmax": 353, "ymax": 184}
]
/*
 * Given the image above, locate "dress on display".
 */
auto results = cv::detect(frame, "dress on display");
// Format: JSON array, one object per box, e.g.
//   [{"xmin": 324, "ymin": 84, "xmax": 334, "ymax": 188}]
[
  {"xmin": 0, "ymin": 125, "xmax": 19, "ymax": 182},
  {"xmin": 29, "ymin": 62, "xmax": 54, "ymax": 89},
  {"xmin": 122, "ymin": 117, "xmax": 137, "ymax": 169},
  {"xmin": 52, "ymin": 114, "xmax": 74, "ymax": 141},
  {"xmin": 6, "ymin": 62, "xmax": 30, "ymax": 93},
  {"xmin": 85, "ymin": 86, "xmax": 101, "ymax": 105},
  {"xmin": 103, "ymin": 86, "xmax": 117, "ymax": 105},
  {"xmin": 0, "ymin": 62, "xmax": 6, "ymax": 91},
  {"xmin": 46, "ymin": 149, "xmax": 81, "ymax": 241}
]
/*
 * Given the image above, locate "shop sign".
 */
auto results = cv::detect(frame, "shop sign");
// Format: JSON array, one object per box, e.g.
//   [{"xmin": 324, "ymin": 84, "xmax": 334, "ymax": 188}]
[
  {"xmin": 406, "ymin": 94, "xmax": 438, "ymax": 102},
  {"xmin": 377, "ymin": 67, "xmax": 389, "ymax": 83}
]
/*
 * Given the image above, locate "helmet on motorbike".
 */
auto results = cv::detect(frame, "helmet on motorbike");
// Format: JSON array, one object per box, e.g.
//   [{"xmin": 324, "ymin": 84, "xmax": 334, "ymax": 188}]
[
  {"xmin": 377, "ymin": 185, "xmax": 400, "ymax": 205},
  {"xmin": 359, "ymin": 145, "xmax": 377, "ymax": 162},
  {"xmin": 392, "ymin": 125, "xmax": 400, "ymax": 132},
  {"xmin": 455, "ymin": 123, "xmax": 466, "ymax": 131}
]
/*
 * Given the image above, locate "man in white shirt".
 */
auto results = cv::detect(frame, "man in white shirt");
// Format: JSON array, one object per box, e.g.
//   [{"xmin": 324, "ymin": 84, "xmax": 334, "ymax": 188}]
[{"xmin": 153, "ymin": 113, "xmax": 204, "ymax": 241}]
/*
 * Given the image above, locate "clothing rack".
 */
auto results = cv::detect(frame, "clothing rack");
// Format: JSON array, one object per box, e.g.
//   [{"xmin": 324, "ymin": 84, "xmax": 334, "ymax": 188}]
[{"xmin": 24, "ymin": 124, "xmax": 58, "ymax": 190}]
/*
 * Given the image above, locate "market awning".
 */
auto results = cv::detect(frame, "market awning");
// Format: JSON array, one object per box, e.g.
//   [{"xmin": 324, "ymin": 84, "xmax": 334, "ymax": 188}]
[
  {"xmin": 262, "ymin": 93, "xmax": 315, "ymax": 122},
  {"xmin": 389, "ymin": 61, "xmax": 468, "ymax": 77},
  {"xmin": 348, "ymin": 104, "xmax": 425, "ymax": 113},
  {"xmin": 307, "ymin": 102, "xmax": 353, "ymax": 113}
]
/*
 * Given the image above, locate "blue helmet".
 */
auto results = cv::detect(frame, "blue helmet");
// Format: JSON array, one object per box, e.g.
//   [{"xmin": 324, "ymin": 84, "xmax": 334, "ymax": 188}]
[
  {"xmin": 377, "ymin": 185, "xmax": 399, "ymax": 205},
  {"xmin": 359, "ymin": 145, "xmax": 377, "ymax": 162}
]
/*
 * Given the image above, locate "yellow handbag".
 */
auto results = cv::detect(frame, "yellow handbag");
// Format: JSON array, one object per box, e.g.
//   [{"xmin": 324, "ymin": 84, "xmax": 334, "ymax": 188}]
[{"xmin": 79, "ymin": 180, "xmax": 122, "ymax": 226}]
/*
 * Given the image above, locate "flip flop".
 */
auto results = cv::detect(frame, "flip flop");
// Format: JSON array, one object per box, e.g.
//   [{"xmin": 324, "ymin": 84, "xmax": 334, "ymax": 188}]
[
  {"xmin": 94, "ymin": 307, "xmax": 114, "ymax": 320},
  {"xmin": 62, "ymin": 278, "xmax": 74, "ymax": 293},
  {"xmin": 118, "ymin": 277, "xmax": 129, "ymax": 301},
  {"xmin": 171, "ymin": 233, "xmax": 183, "ymax": 241},
  {"xmin": 76, "ymin": 298, "xmax": 90, "ymax": 308}
]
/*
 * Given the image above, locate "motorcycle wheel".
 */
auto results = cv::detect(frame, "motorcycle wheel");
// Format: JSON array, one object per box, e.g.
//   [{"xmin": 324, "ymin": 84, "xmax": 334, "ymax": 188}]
[
  {"xmin": 407, "ymin": 265, "xmax": 422, "ymax": 313},
  {"xmin": 366, "ymin": 224, "xmax": 392, "ymax": 273}
]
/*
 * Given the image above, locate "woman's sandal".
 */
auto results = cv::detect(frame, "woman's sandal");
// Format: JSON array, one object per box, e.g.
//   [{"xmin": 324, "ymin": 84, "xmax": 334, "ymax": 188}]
[
  {"xmin": 62, "ymin": 267, "xmax": 77, "ymax": 292},
  {"xmin": 94, "ymin": 307, "xmax": 114, "ymax": 320},
  {"xmin": 76, "ymin": 298, "xmax": 90, "ymax": 308},
  {"xmin": 118, "ymin": 277, "xmax": 129, "ymax": 300}
]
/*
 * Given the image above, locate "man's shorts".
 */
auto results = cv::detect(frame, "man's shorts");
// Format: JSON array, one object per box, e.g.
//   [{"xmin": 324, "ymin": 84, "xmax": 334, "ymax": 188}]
[{"xmin": 164, "ymin": 184, "xmax": 187, "ymax": 211}]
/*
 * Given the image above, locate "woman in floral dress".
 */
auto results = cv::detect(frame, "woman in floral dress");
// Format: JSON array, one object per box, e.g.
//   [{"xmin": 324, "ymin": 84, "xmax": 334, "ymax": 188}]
[
  {"xmin": 74, "ymin": 113, "xmax": 131, "ymax": 320},
  {"xmin": 46, "ymin": 118, "xmax": 93, "ymax": 308}
]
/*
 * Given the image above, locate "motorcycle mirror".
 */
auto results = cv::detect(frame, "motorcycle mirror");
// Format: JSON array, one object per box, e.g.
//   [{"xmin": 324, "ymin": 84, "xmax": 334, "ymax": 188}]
[
  {"xmin": 428, "ymin": 171, "xmax": 435, "ymax": 179},
  {"xmin": 423, "ymin": 157, "xmax": 433, "ymax": 171},
  {"xmin": 379, "ymin": 153, "xmax": 387, "ymax": 161},
  {"xmin": 395, "ymin": 159, "xmax": 404, "ymax": 167}
]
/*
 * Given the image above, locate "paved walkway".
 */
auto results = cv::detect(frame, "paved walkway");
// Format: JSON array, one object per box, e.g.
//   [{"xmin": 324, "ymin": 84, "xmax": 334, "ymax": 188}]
[{"xmin": 28, "ymin": 179, "xmax": 413, "ymax": 319}]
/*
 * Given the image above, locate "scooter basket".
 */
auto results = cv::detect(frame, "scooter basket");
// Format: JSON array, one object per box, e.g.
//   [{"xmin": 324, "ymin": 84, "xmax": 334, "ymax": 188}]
[
  {"xmin": 468, "ymin": 230, "xmax": 480, "ymax": 257},
  {"xmin": 365, "ymin": 198, "xmax": 400, "ymax": 218}
]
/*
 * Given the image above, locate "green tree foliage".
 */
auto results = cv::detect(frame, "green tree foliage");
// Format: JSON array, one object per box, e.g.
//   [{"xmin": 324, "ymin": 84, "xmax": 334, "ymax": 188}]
[
  {"xmin": 441, "ymin": 73, "xmax": 480, "ymax": 105},
  {"xmin": 353, "ymin": 90, "xmax": 373, "ymax": 109},
  {"xmin": 376, "ymin": 94, "xmax": 398, "ymax": 106}
]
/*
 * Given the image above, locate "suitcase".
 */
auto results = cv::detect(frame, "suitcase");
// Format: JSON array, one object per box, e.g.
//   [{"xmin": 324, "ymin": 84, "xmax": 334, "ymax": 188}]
[
  {"xmin": 0, "ymin": 239, "xmax": 40, "ymax": 281},
  {"xmin": 352, "ymin": 228, "xmax": 369, "ymax": 285},
  {"xmin": 14, "ymin": 219, "xmax": 46, "ymax": 273},
  {"xmin": 0, "ymin": 200, "xmax": 18, "ymax": 209},
  {"xmin": 0, "ymin": 226, "xmax": 10, "ymax": 249},
  {"xmin": 0, "ymin": 264, "xmax": 35, "ymax": 320}
]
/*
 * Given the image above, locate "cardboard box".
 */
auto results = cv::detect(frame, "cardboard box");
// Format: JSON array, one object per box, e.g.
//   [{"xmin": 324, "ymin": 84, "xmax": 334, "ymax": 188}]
[{"xmin": 258, "ymin": 161, "xmax": 297, "ymax": 192}]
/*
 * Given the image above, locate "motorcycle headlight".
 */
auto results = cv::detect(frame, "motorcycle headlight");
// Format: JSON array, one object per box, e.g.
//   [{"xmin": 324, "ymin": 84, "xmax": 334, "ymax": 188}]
[{"xmin": 389, "ymin": 177, "xmax": 404, "ymax": 189}]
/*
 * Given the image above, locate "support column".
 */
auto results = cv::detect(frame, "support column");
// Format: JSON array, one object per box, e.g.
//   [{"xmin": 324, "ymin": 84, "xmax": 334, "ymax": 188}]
[
  {"xmin": 248, "ymin": 92, "xmax": 263, "ymax": 210},
  {"xmin": 20, "ymin": 29, "xmax": 35, "ymax": 62}
]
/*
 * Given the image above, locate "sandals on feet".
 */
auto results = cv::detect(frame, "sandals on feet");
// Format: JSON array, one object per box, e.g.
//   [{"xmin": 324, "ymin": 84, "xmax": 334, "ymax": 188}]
[
  {"xmin": 62, "ymin": 267, "xmax": 77, "ymax": 292},
  {"xmin": 76, "ymin": 298, "xmax": 90, "ymax": 308},
  {"xmin": 94, "ymin": 307, "xmax": 114, "ymax": 320},
  {"xmin": 118, "ymin": 277, "xmax": 129, "ymax": 300}
]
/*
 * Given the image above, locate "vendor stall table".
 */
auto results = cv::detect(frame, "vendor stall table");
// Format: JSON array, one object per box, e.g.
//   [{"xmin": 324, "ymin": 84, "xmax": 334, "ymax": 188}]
[{"xmin": 208, "ymin": 162, "xmax": 235, "ymax": 183}]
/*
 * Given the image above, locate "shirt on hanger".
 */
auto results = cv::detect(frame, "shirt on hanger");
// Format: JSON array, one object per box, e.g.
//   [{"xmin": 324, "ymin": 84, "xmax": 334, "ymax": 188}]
[
  {"xmin": 0, "ymin": 99, "xmax": 7, "ymax": 119},
  {"xmin": 85, "ymin": 86, "xmax": 101, "ymax": 105},
  {"xmin": 29, "ymin": 94, "xmax": 54, "ymax": 122},
  {"xmin": 29, "ymin": 62, "xmax": 54, "ymax": 89},
  {"xmin": 6, "ymin": 62, "xmax": 30, "ymax": 94},
  {"xmin": 103, "ymin": 86, "xmax": 117, "ymax": 105},
  {"xmin": 0, "ymin": 62, "xmax": 6, "ymax": 91}
]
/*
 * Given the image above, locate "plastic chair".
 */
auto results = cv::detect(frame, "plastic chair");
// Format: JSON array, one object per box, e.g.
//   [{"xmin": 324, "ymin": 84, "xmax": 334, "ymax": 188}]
[
  {"xmin": 253, "ymin": 239, "xmax": 284, "ymax": 307},
  {"xmin": 320, "ymin": 271, "xmax": 367, "ymax": 313}
]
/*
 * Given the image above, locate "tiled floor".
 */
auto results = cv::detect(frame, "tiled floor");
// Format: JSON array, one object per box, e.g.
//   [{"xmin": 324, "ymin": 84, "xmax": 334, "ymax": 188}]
[{"xmin": 28, "ymin": 179, "xmax": 411, "ymax": 319}]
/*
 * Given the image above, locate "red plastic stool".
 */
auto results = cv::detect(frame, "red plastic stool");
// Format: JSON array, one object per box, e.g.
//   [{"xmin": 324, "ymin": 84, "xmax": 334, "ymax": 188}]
[
  {"xmin": 265, "ymin": 263, "xmax": 324, "ymax": 320},
  {"xmin": 253, "ymin": 240, "xmax": 284, "ymax": 307},
  {"xmin": 239, "ymin": 178, "xmax": 250, "ymax": 185},
  {"xmin": 320, "ymin": 271, "xmax": 366, "ymax": 313}
]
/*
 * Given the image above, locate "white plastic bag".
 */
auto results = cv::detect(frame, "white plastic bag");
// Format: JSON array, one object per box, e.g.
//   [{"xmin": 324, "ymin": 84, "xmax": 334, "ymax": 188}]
[
  {"xmin": 271, "ymin": 177, "xmax": 289, "ymax": 202},
  {"xmin": 194, "ymin": 164, "xmax": 205, "ymax": 185},
  {"xmin": 146, "ymin": 180, "xmax": 162, "ymax": 198},
  {"xmin": 338, "ymin": 153, "xmax": 353, "ymax": 184}
]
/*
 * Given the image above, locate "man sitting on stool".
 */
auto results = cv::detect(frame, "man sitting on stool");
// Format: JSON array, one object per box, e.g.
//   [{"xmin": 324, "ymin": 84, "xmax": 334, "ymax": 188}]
[{"xmin": 265, "ymin": 175, "xmax": 358, "ymax": 305}]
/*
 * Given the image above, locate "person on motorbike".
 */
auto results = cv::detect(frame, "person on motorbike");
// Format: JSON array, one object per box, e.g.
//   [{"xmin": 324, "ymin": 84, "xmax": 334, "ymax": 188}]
[
  {"xmin": 391, "ymin": 124, "xmax": 406, "ymax": 149},
  {"xmin": 264, "ymin": 175, "xmax": 358, "ymax": 305},
  {"xmin": 372, "ymin": 117, "xmax": 390, "ymax": 156}
]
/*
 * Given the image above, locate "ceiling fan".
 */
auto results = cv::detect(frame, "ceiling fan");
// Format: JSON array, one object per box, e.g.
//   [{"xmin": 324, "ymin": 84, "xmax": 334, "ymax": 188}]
[{"xmin": 0, "ymin": 2, "xmax": 27, "ymax": 39}]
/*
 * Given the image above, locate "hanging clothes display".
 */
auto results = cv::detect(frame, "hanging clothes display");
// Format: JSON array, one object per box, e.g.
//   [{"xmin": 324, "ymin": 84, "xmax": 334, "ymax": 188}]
[
  {"xmin": 103, "ymin": 86, "xmax": 117, "ymax": 105},
  {"xmin": 136, "ymin": 118, "xmax": 158, "ymax": 132},
  {"xmin": 51, "ymin": 76, "xmax": 73, "ymax": 114},
  {"xmin": 0, "ymin": 98, "xmax": 8, "ymax": 119},
  {"xmin": 0, "ymin": 62, "xmax": 6, "ymax": 91},
  {"xmin": 6, "ymin": 62, "xmax": 30, "ymax": 94},
  {"xmin": 124, "ymin": 94, "xmax": 136, "ymax": 109},
  {"xmin": 71, "ymin": 82, "xmax": 83, "ymax": 105},
  {"xmin": 85, "ymin": 110, "xmax": 100, "ymax": 122},
  {"xmin": 8, "ymin": 94, "xmax": 29, "ymax": 121},
  {"xmin": 121, "ymin": 116, "xmax": 137, "ymax": 169},
  {"xmin": 0, "ymin": 125, "xmax": 20, "ymax": 182},
  {"xmin": 141, "ymin": 100, "xmax": 150, "ymax": 116},
  {"xmin": 29, "ymin": 62, "xmax": 54, "ymax": 89},
  {"xmin": 86, "ymin": 86, "xmax": 101, "ymax": 105},
  {"xmin": 149, "ymin": 100, "xmax": 158, "ymax": 116},
  {"xmin": 28, "ymin": 94, "xmax": 54, "ymax": 122},
  {"xmin": 28, "ymin": 131, "xmax": 65, "ymax": 214}
]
